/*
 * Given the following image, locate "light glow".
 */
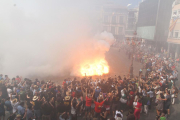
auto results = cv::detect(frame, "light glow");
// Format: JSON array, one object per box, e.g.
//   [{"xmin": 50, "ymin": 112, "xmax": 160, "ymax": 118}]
[{"xmin": 80, "ymin": 59, "xmax": 109, "ymax": 76}]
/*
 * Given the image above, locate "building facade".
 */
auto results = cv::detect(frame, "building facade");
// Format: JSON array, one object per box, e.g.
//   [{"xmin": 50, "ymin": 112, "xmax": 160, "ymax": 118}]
[
  {"xmin": 125, "ymin": 8, "xmax": 138, "ymax": 39},
  {"xmin": 167, "ymin": 0, "xmax": 180, "ymax": 59},
  {"xmin": 136, "ymin": 0, "xmax": 174, "ymax": 51},
  {"xmin": 101, "ymin": 5, "xmax": 128, "ymax": 42}
]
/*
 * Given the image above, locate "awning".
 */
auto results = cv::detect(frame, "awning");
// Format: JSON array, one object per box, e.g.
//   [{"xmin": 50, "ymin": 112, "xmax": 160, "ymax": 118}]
[{"xmin": 167, "ymin": 38, "xmax": 180, "ymax": 44}]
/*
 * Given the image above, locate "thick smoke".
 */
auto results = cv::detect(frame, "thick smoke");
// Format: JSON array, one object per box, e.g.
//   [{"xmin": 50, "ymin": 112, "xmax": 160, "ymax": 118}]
[{"xmin": 0, "ymin": 0, "xmax": 114, "ymax": 78}]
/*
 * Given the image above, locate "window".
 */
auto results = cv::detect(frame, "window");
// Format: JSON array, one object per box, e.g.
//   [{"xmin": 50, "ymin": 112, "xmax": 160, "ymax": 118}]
[
  {"xmin": 119, "ymin": 16, "xmax": 123, "ymax": 24},
  {"xmin": 104, "ymin": 15, "xmax": 108, "ymax": 23},
  {"xmin": 175, "ymin": 31, "xmax": 179, "ymax": 38},
  {"xmin": 178, "ymin": 9, "xmax": 180, "ymax": 15},
  {"xmin": 112, "ymin": 16, "xmax": 116, "ymax": 23},
  {"xmin": 111, "ymin": 26, "xmax": 115, "ymax": 34},
  {"xmin": 129, "ymin": 12, "xmax": 134, "ymax": 18},
  {"xmin": 118, "ymin": 27, "xmax": 123, "ymax": 35},
  {"xmin": 173, "ymin": 10, "xmax": 177, "ymax": 15}
]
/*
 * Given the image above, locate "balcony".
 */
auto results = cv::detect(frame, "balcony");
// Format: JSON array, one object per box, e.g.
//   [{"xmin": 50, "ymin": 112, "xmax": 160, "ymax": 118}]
[{"xmin": 167, "ymin": 38, "xmax": 180, "ymax": 44}]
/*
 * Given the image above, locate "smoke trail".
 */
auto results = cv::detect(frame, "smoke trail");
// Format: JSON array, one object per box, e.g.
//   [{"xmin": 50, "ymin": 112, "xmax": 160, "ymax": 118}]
[{"xmin": 0, "ymin": 0, "xmax": 114, "ymax": 78}]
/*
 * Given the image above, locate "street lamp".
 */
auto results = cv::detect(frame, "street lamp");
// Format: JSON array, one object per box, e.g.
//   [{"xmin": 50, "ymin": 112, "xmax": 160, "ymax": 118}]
[{"xmin": 126, "ymin": 31, "xmax": 141, "ymax": 78}]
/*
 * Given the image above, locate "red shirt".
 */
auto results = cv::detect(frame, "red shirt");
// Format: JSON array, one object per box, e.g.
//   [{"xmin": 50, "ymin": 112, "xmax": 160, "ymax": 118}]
[
  {"xmin": 86, "ymin": 96, "xmax": 92, "ymax": 107},
  {"xmin": 119, "ymin": 80, "xmax": 123, "ymax": 84},
  {"xmin": 62, "ymin": 81, "xmax": 66, "ymax": 86},
  {"xmin": 172, "ymin": 66, "xmax": 175, "ymax": 69},
  {"xmin": 135, "ymin": 102, "xmax": 142, "ymax": 109},
  {"xmin": 71, "ymin": 92, "xmax": 76, "ymax": 98},
  {"xmin": 15, "ymin": 78, "xmax": 21, "ymax": 83},
  {"xmin": 94, "ymin": 101, "xmax": 104, "ymax": 113}
]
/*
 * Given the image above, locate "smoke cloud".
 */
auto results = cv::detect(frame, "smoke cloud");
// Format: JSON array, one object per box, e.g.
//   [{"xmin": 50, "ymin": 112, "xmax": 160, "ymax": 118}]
[{"xmin": 0, "ymin": 0, "xmax": 114, "ymax": 78}]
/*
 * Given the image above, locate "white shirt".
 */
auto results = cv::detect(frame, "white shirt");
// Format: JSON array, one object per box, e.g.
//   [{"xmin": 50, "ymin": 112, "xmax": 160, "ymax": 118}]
[
  {"xmin": 71, "ymin": 106, "xmax": 76, "ymax": 115},
  {"xmin": 133, "ymin": 102, "xmax": 137, "ymax": 106},
  {"xmin": 11, "ymin": 101, "xmax": 19, "ymax": 113},
  {"xmin": 170, "ymin": 75, "xmax": 174, "ymax": 79},
  {"xmin": 154, "ymin": 85, "xmax": 160, "ymax": 90},
  {"xmin": 173, "ymin": 72, "xmax": 178, "ymax": 78},
  {"xmin": 147, "ymin": 91, "xmax": 154, "ymax": 98},
  {"xmin": 7, "ymin": 88, "xmax": 12, "ymax": 97},
  {"xmin": 13, "ymin": 87, "xmax": 16, "ymax": 93},
  {"xmin": 156, "ymin": 91, "xmax": 162, "ymax": 95},
  {"xmin": 121, "ymin": 89, "xmax": 125, "ymax": 96},
  {"xmin": 138, "ymin": 86, "xmax": 142, "ymax": 93},
  {"xmin": 142, "ymin": 90, "xmax": 146, "ymax": 96},
  {"xmin": 114, "ymin": 111, "xmax": 123, "ymax": 119}
]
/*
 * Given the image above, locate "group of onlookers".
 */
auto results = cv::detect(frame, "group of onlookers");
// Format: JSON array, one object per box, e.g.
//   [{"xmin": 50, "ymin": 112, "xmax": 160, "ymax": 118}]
[{"xmin": 0, "ymin": 42, "xmax": 179, "ymax": 120}]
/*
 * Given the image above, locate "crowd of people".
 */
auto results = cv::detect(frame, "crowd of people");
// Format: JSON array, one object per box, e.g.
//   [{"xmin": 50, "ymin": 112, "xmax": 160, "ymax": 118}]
[{"xmin": 0, "ymin": 43, "xmax": 179, "ymax": 120}]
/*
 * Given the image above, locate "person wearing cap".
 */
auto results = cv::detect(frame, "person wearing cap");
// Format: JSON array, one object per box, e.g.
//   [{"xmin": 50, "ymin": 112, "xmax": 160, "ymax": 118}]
[
  {"xmin": 63, "ymin": 91, "xmax": 71, "ymax": 113},
  {"xmin": 11, "ymin": 97, "xmax": 19, "ymax": 114},
  {"xmin": 33, "ymin": 96, "xmax": 41, "ymax": 119},
  {"xmin": 15, "ymin": 114, "xmax": 21, "ymax": 120}
]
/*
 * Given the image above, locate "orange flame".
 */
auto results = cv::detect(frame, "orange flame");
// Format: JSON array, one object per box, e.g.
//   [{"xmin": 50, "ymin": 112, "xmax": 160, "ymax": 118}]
[{"xmin": 80, "ymin": 59, "xmax": 109, "ymax": 76}]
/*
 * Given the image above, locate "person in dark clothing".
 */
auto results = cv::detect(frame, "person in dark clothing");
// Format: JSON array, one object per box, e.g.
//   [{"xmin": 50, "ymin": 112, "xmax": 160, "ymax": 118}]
[
  {"xmin": 26, "ymin": 105, "xmax": 33, "ymax": 120},
  {"xmin": 127, "ymin": 109, "xmax": 135, "ymax": 120},
  {"xmin": 0, "ymin": 85, "xmax": 8, "ymax": 99},
  {"xmin": 33, "ymin": 96, "xmax": 42, "ymax": 119},
  {"xmin": 0, "ymin": 99, "xmax": 5, "ymax": 120},
  {"xmin": 41, "ymin": 102, "xmax": 52, "ymax": 120},
  {"xmin": 100, "ymin": 107, "xmax": 107, "ymax": 120},
  {"xmin": 112, "ymin": 91, "xmax": 120, "ymax": 117},
  {"xmin": 26, "ymin": 90, "xmax": 33, "ymax": 107}
]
